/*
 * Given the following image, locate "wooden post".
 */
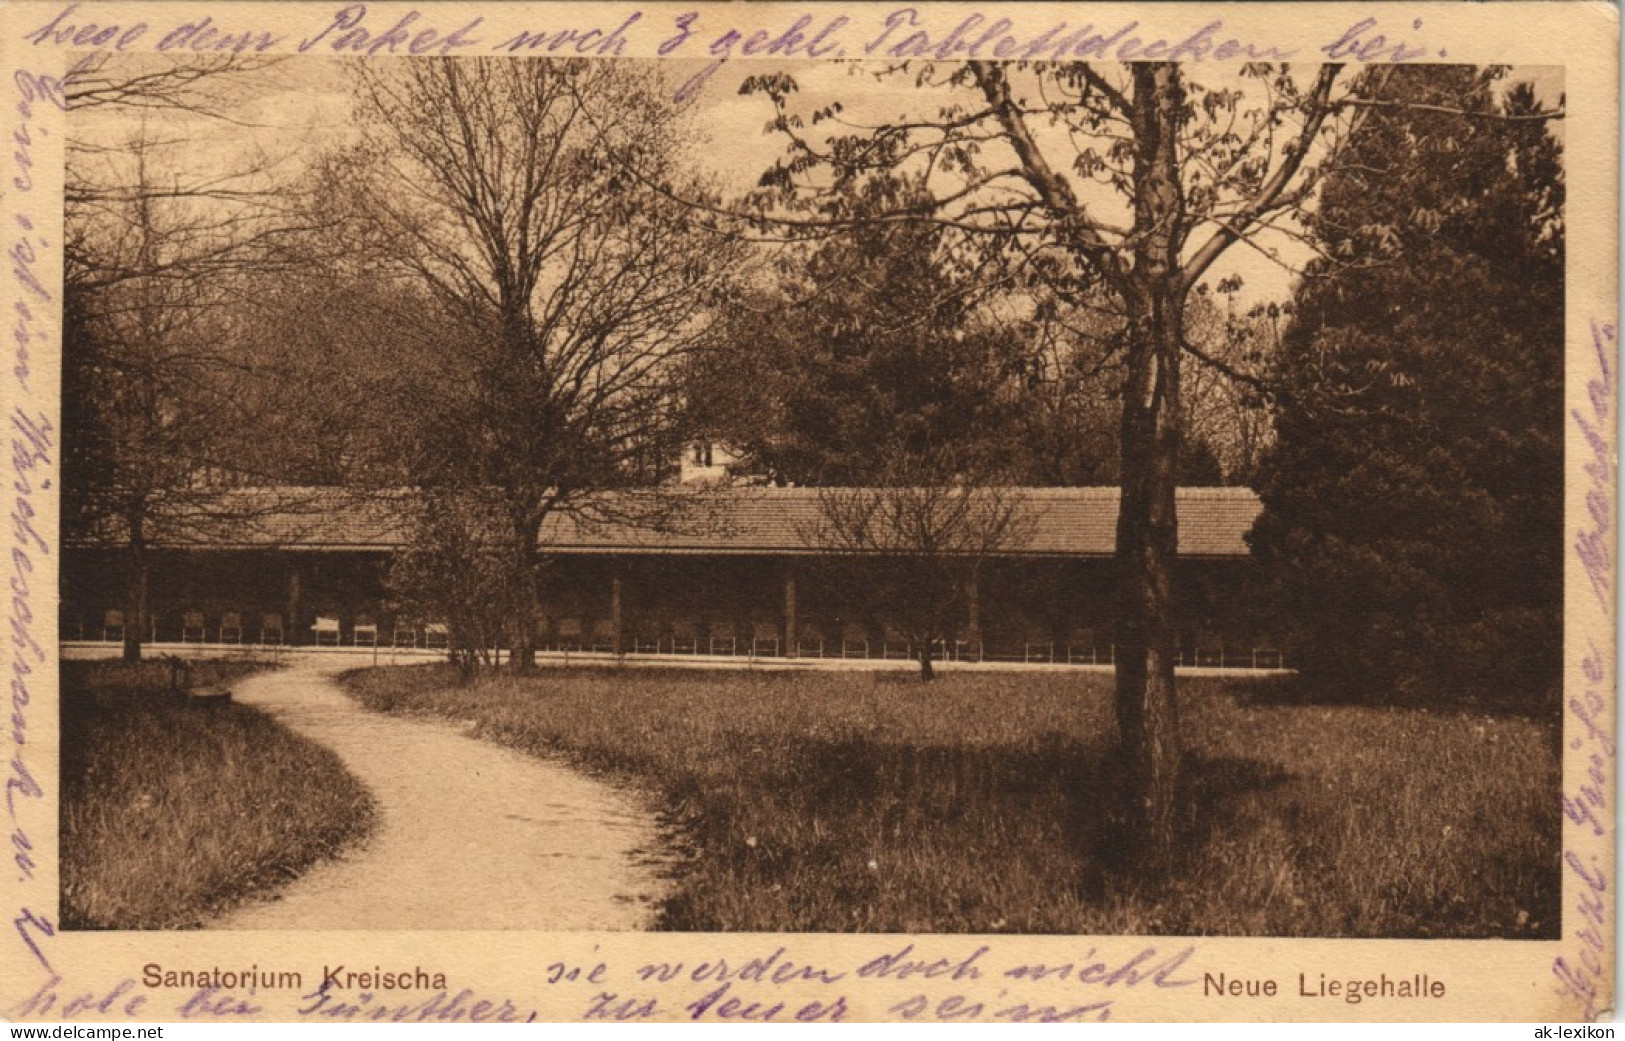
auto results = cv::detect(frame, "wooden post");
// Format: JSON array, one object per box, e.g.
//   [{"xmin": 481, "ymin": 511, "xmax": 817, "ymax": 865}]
[
  {"xmin": 287, "ymin": 563, "xmax": 302, "ymax": 647},
  {"xmin": 610, "ymin": 573, "xmax": 623, "ymax": 657},
  {"xmin": 784, "ymin": 565, "xmax": 798, "ymax": 658}
]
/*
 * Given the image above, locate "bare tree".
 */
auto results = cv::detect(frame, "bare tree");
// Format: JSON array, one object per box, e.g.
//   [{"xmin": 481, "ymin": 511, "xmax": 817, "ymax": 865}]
[
  {"xmin": 64, "ymin": 108, "xmax": 313, "ymax": 660},
  {"xmin": 345, "ymin": 58, "xmax": 741, "ymax": 671},
  {"xmin": 1180, "ymin": 282, "xmax": 1278, "ymax": 485},
  {"xmin": 806, "ymin": 464, "xmax": 1033, "ymax": 681},
  {"xmin": 64, "ymin": 53, "xmax": 276, "ymax": 116},
  {"xmin": 1009, "ymin": 293, "xmax": 1124, "ymax": 486},
  {"xmin": 62, "ymin": 53, "xmax": 356, "ymax": 659}
]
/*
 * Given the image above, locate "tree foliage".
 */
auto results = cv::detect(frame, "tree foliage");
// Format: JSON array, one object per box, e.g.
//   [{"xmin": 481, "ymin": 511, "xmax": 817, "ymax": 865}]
[
  {"xmin": 690, "ymin": 174, "xmax": 1044, "ymax": 485},
  {"xmin": 691, "ymin": 174, "xmax": 1244, "ymax": 489},
  {"xmin": 725, "ymin": 59, "xmax": 1561, "ymax": 847},
  {"xmin": 730, "ymin": 61, "xmax": 1356, "ymax": 845},
  {"xmin": 387, "ymin": 491, "xmax": 520, "ymax": 680},
  {"xmin": 1249, "ymin": 68, "xmax": 1564, "ymax": 708}
]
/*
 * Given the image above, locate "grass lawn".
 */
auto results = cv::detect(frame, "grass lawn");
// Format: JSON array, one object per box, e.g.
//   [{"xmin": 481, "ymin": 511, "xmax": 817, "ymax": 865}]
[
  {"xmin": 342, "ymin": 664, "xmax": 1559, "ymax": 937},
  {"xmin": 62, "ymin": 660, "xmax": 376, "ymax": 929}
]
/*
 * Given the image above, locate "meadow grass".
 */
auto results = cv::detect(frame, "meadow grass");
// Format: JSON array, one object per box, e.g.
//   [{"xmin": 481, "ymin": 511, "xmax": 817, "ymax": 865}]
[
  {"xmin": 62, "ymin": 660, "xmax": 376, "ymax": 929},
  {"xmin": 341, "ymin": 664, "xmax": 1559, "ymax": 937}
]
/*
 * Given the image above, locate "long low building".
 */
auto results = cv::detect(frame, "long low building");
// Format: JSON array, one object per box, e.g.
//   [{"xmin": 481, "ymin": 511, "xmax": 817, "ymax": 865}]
[{"xmin": 61, "ymin": 485, "xmax": 1283, "ymax": 667}]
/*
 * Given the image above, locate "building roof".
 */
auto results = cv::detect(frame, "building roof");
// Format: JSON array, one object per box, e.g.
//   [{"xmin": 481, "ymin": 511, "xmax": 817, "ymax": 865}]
[
  {"xmin": 78, "ymin": 486, "xmax": 1262, "ymax": 558},
  {"xmin": 541, "ymin": 487, "xmax": 1261, "ymax": 558}
]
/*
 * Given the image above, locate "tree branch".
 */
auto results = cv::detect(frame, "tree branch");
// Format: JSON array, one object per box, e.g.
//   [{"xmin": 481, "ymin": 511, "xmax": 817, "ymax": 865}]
[{"xmin": 1179, "ymin": 64, "xmax": 1344, "ymax": 294}]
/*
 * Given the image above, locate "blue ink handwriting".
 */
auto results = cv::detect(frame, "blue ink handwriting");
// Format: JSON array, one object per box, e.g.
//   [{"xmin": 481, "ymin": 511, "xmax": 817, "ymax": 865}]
[
  {"xmin": 13, "ymin": 974, "xmax": 149, "ymax": 1021},
  {"xmin": 496, "ymin": 12, "xmax": 641, "ymax": 55},
  {"xmin": 297, "ymin": 984, "xmax": 538, "ymax": 1023},
  {"xmin": 1320, "ymin": 17, "xmax": 1443, "ymax": 62},
  {"xmin": 298, "ymin": 5, "xmax": 482, "ymax": 56},
  {"xmin": 1573, "ymin": 320, "xmax": 1615, "ymax": 610},
  {"xmin": 1552, "ymin": 318, "xmax": 1616, "ymax": 1022}
]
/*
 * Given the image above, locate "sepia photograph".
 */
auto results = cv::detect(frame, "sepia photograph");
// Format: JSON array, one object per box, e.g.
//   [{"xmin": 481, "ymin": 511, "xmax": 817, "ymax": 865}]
[{"xmin": 50, "ymin": 47, "xmax": 1572, "ymax": 949}]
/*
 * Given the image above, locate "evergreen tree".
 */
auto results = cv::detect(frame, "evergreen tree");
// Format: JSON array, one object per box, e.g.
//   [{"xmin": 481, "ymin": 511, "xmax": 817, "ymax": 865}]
[
  {"xmin": 693, "ymin": 175, "xmax": 1036, "ymax": 486},
  {"xmin": 1250, "ymin": 68, "xmax": 1563, "ymax": 707}
]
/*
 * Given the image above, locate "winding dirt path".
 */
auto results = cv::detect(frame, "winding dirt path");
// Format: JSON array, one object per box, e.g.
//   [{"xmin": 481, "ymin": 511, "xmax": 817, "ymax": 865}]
[{"xmin": 212, "ymin": 665, "xmax": 668, "ymax": 930}]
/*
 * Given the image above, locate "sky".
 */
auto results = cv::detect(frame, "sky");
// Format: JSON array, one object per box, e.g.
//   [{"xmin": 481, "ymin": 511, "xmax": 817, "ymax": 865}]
[
  {"xmin": 675, "ymin": 60, "xmax": 1563, "ymax": 306},
  {"xmin": 71, "ymin": 56, "xmax": 1562, "ymax": 310}
]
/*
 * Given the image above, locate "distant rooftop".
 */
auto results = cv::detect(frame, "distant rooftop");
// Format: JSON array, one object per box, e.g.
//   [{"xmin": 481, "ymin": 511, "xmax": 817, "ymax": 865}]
[{"xmin": 73, "ymin": 486, "xmax": 1263, "ymax": 558}]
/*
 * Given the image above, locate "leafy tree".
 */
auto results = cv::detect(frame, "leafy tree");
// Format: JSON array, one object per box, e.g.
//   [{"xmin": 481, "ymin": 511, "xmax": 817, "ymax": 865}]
[
  {"xmin": 387, "ymin": 491, "xmax": 520, "ymax": 680},
  {"xmin": 729, "ymin": 60, "xmax": 1561, "ymax": 849},
  {"xmin": 691, "ymin": 175, "xmax": 1036, "ymax": 486},
  {"xmin": 693, "ymin": 177, "xmax": 1225, "ymax": 490},
  {"xmin": 1250, "ymin": 68, "xmax": 1564, "ymax": 708},
  {"xmin": 732, "ymin": 63, "xmax": 1341, "ymax": 846},
  {"xmin": 691, "ymin": 180, "xmax": 1044, "ymax": 681}
]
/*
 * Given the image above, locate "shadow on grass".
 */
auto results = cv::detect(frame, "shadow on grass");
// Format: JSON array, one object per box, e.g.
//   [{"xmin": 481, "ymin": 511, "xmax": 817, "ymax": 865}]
[
  {"xmin": 1067, "ymin": 745, "xmax": 1296, "ymax": 898},
  {"xmin": 660, "ymin": 732, "xmax": 1299, "ymax": 933},
  {"xmin": 61, "ymin": 660, "xmax": 374, "ymax": 930},
  {"xmin": 340, "ymin": 664, "xmax": 1560, "ymax": 937},
  {"xmin": 1181, "ymin": 754, "xmax": 1294, "ymax": 833},
  {"xmin": 1227, "ymin": 672, "xmax": 1559, "ymax": 722},
  {"xmin": 660, "ymin": 732, "xmax": 1113, "ymax": 931}
]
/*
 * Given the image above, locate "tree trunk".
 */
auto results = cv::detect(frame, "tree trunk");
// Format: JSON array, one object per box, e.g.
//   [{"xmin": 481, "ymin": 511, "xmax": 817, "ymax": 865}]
[
  {"xmin": 917, "ymin": 643, "xmax": 935, "ymax": 682},
  {"xmin": 122, "ymin": 555, "xmax": 148, "ymax": 662},
  {"xmin": 1113, "ymin": 65, "xmax": 1187, "ymax": 855},
  {"xmin": 1114, "ymin": 296, "xmax": 1185, "ymax": 853},
  {"xmin": 122, "ymin": 511, "xmax": 147, "ymax": 662},
  {"xmin": 966, "ymin": 575, "xmax": 982, "ymax": 662},
  {"xmin": 509, "ymin": 519, "xmax": 540, "ymax": 673},
  {"xmin": 287, "ymin": 565, "xmax": 302, "ymax": 648}
]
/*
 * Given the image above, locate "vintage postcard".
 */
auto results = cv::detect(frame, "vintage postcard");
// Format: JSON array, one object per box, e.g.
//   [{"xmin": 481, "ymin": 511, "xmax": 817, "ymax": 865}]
[{"xmin": 0, "ymin": 0, "xmax": 1615, "ymax": 1025}]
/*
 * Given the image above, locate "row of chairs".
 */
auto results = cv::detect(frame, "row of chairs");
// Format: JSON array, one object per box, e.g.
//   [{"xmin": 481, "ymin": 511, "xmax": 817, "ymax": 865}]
[
  {"xmin": 549, "ymin": 619, "xmax": 786, "ymax": 656},
  {"xmin": 73, "ymin": 611, "xmax": 1282, "ymax": 668},
  {"xmin": 307, "ymin": 616, "xmax": 450, "ymax": 648},
  {"xmin": 1016, "ymin": 642, "xmax": 1283, "ymax": 668},
  {"xmin": 537, "ymin": 618, "xmax": 1268, "ymax": 665},
  {"xmin": 88, "ymin": 610, "xmax": 284, "ymax": 645},
  {"xmin": 584, "ymin": 620, "xmax": 949, "ymax": 659},
  {"xmin": 1018, "ymin": 641, "xmax": 1281, "ymax": 668},
  {"xmin": 75, "ymin": 613, "xmax": 1042, "ymax": 658},
  {"xmin": 538, "ymin": 619, "xmax": 918, "ymax": 657},
  {"xmin": 82, "ymin": 610, "xmax": 452, "ymax": 649}
]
